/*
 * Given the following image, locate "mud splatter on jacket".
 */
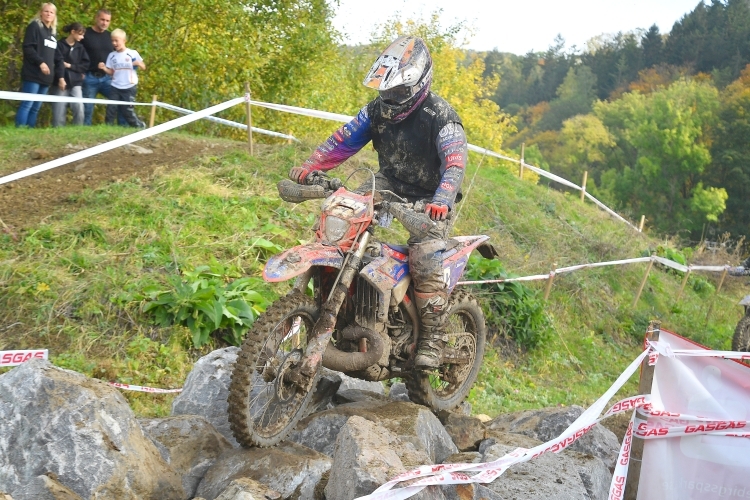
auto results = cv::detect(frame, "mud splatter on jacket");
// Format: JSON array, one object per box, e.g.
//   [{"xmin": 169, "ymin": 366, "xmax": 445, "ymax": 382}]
[{"xmin": 301, "ymin": 92, "xmax": 466, "ymax": 209}]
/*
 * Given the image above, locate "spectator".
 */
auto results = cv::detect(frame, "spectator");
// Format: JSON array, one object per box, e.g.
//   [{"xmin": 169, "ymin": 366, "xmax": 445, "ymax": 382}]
[
  {"xmin": 99, "ymin": 29, "xmax": 145, "ymax": 128},
  {"xmin": 50, "ymin": 22, "xmax": 89, "ymax": 127},
  {"xmin": 15, "ymin": 3, "xmax": 66, "ymax": 128},
  {"xmin": 81, "ymin": 8, "xmax": 115, "ymax": 125}
]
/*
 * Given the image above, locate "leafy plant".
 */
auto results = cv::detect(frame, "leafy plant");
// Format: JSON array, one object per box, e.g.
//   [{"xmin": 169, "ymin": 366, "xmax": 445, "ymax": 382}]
[
  {"xmin": 142, "ymin": 265, "xmax": 271, "ymax": 347},
  {"xmin": 464, "ymin": 255, "xmax": 549, "ymax": 349}
]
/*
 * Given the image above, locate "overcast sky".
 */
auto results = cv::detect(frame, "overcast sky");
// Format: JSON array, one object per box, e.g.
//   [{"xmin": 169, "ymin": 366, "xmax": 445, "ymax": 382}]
[{"xmin": 330, "ymin": 0, "xmax": 702, "ymax": 54}]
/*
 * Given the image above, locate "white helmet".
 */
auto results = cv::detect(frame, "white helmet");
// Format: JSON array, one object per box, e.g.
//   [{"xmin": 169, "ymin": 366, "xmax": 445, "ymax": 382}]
[{"xmin": 363, "ymin": 36, "xmax": 433, "ymax": 108}]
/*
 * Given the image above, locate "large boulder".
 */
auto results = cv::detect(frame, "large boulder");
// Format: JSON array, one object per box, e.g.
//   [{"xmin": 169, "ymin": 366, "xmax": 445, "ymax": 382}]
[
  {"xmin": 485, "ymin": 406, "xmax": 620, "ymax": 469},
  {"xmin": 9, "ymin": 474, "xmax": 82, "ymax": 500},
  {"xmin": 437, "ymin": 412, "xmax": 486, "ymax": 452},
  {"xmin": 324, "ymin": 368, "xmax": 385, "ymax": 395},
  {"xmin": 479, "ymin": 443, "xmax": 589, "ymax": 499},
  {"xmin": 565, "ymin": 451, "xmax": 611, "ymax": 500},
  {"xmin": 213, "ymin": 478, "xmax": 281, "ymax": 500},
  {"xmin": 324, "ymin": 416, "xmax": 443, "ymax": 500},
  {"xmin": 195, "ymin": 441, "xmax": 331, "ymax": 500},
  {"xmin": 139, "ymin": 415, "xmax": 233, "ymax": 498},
  {"xmin": 0, "ymin": 360, "xmax": 184, "ymax": 500},
  {"xmin": 171, "ymin": 347, "xmax": 240, "ymax": 447}
]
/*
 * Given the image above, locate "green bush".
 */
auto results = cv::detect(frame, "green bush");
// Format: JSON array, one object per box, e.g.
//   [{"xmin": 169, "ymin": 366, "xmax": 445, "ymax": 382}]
[
  {"xmin": 142, "ymin": 264, "xmax": 271, "ymax": 347},
  {"xmin": 464, "ymin": 255, "xmax": 549, "ymax": 349}
]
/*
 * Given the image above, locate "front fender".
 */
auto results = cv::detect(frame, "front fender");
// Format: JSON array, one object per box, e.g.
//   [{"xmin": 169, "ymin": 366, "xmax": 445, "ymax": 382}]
[{"xmin": 263, "ymin": 244, "xmax": 344, "ymax": 282}]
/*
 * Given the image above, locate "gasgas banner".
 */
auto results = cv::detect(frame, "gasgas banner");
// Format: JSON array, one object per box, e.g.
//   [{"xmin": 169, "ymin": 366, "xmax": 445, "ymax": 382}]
[
  {"xmin": 637, "ymin": 330, "xmax": 750, "ymax": 499},
  {"xmin": 0, "ymin": 349, "xmax": 48, "ymax": 367}
]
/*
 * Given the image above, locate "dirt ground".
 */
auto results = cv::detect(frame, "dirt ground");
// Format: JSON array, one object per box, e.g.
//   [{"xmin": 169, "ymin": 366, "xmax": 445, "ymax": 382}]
[{"xmin": 0, "ymin": 136, "xmax": 234, "ymax": 230}]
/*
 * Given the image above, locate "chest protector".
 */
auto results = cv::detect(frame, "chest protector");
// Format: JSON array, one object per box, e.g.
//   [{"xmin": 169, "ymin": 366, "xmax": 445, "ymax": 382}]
[{"xmin": 367, "ymin": 92, "xmax": 462, "ymax": 199}]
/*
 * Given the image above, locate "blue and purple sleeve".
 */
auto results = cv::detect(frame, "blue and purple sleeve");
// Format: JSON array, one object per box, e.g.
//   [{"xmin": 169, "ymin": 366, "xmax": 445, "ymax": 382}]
[
  {"xmin": 432, "ymin": 122, "xmax": 467, "ymax": 209},
  {"xmin": 302, "ymin": 106, "xmax": 372, "ymax": 173}
]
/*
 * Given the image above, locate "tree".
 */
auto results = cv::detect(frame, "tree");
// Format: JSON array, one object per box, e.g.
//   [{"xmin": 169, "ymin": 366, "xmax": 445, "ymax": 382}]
[
  {"xmin": 536, "ymin": 65, "xmax": 598, "ymax": 131},
  {"xmin": 556, "ymin": 114, "xmax": 614, "ymax": 182},
  {"xmin": 641, "ymin": 24, "xmax": 664, "ymax": 68}
]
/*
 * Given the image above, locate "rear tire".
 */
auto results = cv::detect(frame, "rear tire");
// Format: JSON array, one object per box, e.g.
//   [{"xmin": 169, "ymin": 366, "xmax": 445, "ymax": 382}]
[
  {"xmin": 732, "ymin": 315, "xmax": 750, "ymax": 353},
  {"xmin": 227, "ymin": 291, "xmax": 320, "ymax": 447},
  {"xmin": 406, "ymin": 290, "xmax": 486, "ymax": 411}
]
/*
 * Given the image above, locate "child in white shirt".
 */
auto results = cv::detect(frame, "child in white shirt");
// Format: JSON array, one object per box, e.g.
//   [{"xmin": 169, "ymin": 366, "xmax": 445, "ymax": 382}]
[{"xmin": 98, "ymin": 28, "xmax": 145, "ymax": 127}]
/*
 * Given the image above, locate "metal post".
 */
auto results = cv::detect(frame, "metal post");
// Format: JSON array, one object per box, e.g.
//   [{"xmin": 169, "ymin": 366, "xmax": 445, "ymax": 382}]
[
  {"xmin": 543, "ymin": 263, "xmax": 557, "ymax": 301},
  {"xmin": 706, "ymin": 264, "xmax": 729, "ymax": 323},
  {"xmin": 244, "ymin": 82, "xmax": 254, "ymax": 155},
  {"xmin": 519, "ymin": 143, "xmax": 525, "ymax": 180},
  {"xmin": 633, "ymin": 255, "xmax": 655, "ymax": 308},
  {"xmin": 638, "ymin": 215, "xmax": 645, "ymax": 233},
  {"xmin": 624, "ymin": 320, "xmax": 661, "ymax": 500},
  {"xmin": 580, "ymin": 171, "xmax": 588, "ymax": 202},
  {"xmin": 148, "ymin": 95, "xmax": 157, "ymax": 128}
]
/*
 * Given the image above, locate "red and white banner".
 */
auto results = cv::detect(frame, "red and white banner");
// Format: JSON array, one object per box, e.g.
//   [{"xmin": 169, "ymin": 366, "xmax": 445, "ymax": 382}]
[{"xmin": 0, "ymin": 349, "xmax": 48, "ymax": 367}]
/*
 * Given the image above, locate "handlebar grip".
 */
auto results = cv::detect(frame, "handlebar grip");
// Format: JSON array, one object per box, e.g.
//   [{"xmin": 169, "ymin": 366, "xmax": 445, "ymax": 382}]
[
  {"xmin": 277, "ymin": 179, "xmax": 328, "ymax": 203},
  {"xmin": 386, "ymin": 202, "xmax": 437, "ymax": 239}
]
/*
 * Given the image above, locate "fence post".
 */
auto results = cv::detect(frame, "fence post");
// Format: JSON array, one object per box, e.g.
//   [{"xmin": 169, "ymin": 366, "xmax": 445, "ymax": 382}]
[
  {"xmin": 705, "ymin": 264, "xmax": 729, "ymax": 323},
  {"xmin": 633, "ymin": 255, "xmax": 655, "ymax": 308},
  {"xmin": 148, "ymin": 95, "xmax": 157, "ymax": 128},
  {"xmin": 519, "ymin": 143, "xmax": 525, "ymax": 180},
  {"xmin": 638, "ymin": 215, "xmax": 645, "ymax": 233},
  {"xmin": 580, "ymin": 171, "xmax": 588, "ymax": 202},
  {"xmin": 624, "ymin": 320, "xmax": 660, "ymax": 500},
  {"xmin": 244, "ymin": 82, "xmax": 254, "ymax": 155},
  {"xmin": 543, "ymin": 263, "xmax": 557, "ymax": 301},
  {"xmin": 287, "ymin": 131, "xmax": 293, "ymax": 146},
  {"xmin": 675, "ymin": 268, "xmax": 692, "ymax": 303}
]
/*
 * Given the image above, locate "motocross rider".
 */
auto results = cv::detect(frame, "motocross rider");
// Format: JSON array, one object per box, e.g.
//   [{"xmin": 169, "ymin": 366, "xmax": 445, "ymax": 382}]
[
  {"xmin": 729, "ymin": 257, "xmax": 750, "ymax": 277},
  {"xmin": 289, "ymin": 36, "xmax": 467, "ymax": 370}
]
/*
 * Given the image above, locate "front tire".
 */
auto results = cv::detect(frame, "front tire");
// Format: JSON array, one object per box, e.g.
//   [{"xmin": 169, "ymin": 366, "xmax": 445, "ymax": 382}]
[
  {"xmin": 406, "ymin": 290, "xmax": 487, "ymax": 411},
  {"xmin": 227, "ymin": 291, "xmax": 320, "ymax": 447},
  {"xmin": 732, "ymin": 314, "xmax": 750, "ymax": 353}
]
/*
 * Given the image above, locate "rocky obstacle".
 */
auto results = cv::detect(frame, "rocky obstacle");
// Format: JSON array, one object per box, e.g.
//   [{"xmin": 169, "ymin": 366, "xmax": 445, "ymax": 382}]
[{"xmin": 0, "ymin": 348, "xmax": 621, "ymax": 500}]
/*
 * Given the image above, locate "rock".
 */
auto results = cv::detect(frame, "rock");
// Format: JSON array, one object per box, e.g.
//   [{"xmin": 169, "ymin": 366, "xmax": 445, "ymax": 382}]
[
  {"xmin": 324, "ymin": 416, "xmax": 443, "ymax": 500},
  {"xmin": 479, "ymin": 430, "xmax": 542, "ymax": 454},
  {"xmin": 73, "ymin": 162, "xmax": 88, "ymax": 172},
  {"xmin": 213, "ymin": 478, "xmax": 281, "ymax": 500},
  {"xmin": 139, "ymin": 415, "xmax": 233, "ymax": 498},
  {"xmin": 328, "ymin": 368, "xmax": 385, "ymax": 394},
  {"xmin": 456, "ymin": 402, "xmax": 472, "ymax": 416},
  {"xmin": 172, "ymin": 347, "xmax": 239, "ymax": 446},
  {"xmin": 480, "ymin": 443, "xmax": 589, "ymax": 499},
  {"xmin": 389, "ymin": 382, "xmax": 410, "ymax": 402},
  {"xmin": 334, "ymin": 389, "xmax": 389, "ymax": 405},
  {"xmin": 565, "ymin": 451, "xmax": 611, "ymax": 500},
  {"xmin": 441, "ymin": 452, "xmax": 482, "ymax": 464},
  {"xmin": 486, "ymin": 406, "xmax": 620, "ymax": 469},
  {"xmin": 30, "ymin": 149, "xmax": 51, "ymax": 160},
  {"xmin": 600, "ymin": 412, "xmax": 631, "ymax": 443},
  {"xmin": 437, "ymin": 412, "xmax": 486, "ymax": 452},
  {"xmin": 124, "ymin": 143, "xmax": 154, "ymax": 154},
  {"xmin": 444, "ymin": 483, "xmax": 502, "ymax": 500},
  {"xmin": 64, "ymin": 143, "xmax": 85, "ymax": 152},
  {"xmin": 0, "ymin": 360, "xmax": 183, "ymax": 500},
  {"xmin": 195, "ymin": 441, "xmax": 331, "ymax": 500},
  {"xmin": 287, "ymin": 413, "xmax": 350, "ymax": 458},
  {"xmin": 10, "ymin": 474, "xmax": 82, "ymax": 500},
  {"xmin": 475, "ymin": 414, "xmax": 492, "ymax": 423},
  {"xmin": 308, "ymin": 369, "xmax": 342, "ymax": 413}
]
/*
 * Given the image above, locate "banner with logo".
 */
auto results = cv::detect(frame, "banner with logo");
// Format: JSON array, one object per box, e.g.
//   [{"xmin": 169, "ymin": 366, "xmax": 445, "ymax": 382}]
[{"xmin": 637, "ymin": 330, "xmax": 750, "ymax": 499}]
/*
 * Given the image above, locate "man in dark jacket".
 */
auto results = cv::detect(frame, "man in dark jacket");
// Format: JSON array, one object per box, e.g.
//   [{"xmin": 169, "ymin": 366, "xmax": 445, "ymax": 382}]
[
  {"xmin": 289, "ymin": 36, "xmax": 467, "ymax": 369},
  {"xmin": 81, "ymin": 9, "xmax": 120, "ymax": 125}
]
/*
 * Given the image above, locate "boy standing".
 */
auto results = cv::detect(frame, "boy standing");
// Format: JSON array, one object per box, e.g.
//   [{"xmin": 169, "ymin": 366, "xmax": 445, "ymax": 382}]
[{"xmin": 98, "ymin": 29, "xmax": 145, "ymax": 128}]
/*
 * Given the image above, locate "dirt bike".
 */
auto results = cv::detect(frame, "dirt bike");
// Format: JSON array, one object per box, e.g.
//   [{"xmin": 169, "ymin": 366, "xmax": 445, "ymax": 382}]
[
  {"xmin": 732, "ymin": 294, "xmax": 750, "ymax": 352},
  {"xmin": 227, "ymin": 170, "xmax": 498, "ymax": 447}
]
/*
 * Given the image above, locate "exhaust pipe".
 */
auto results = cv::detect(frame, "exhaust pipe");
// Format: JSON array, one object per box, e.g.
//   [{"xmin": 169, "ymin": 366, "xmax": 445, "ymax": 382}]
[{"xmin": 322, "ymin": 325, "xmax": 385, "ymax": 373}]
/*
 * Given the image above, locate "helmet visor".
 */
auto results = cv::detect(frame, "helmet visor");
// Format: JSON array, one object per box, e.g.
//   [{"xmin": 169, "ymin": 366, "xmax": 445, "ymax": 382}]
[{"xmin": 379, "ymin": 85, "xmax": 415, "ymax": 105}]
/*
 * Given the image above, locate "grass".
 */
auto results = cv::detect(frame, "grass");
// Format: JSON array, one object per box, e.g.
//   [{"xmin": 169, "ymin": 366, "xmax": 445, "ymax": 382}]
[{"xmin": 0, "ymin": 125, "xmax": 747, "ymax": 417}]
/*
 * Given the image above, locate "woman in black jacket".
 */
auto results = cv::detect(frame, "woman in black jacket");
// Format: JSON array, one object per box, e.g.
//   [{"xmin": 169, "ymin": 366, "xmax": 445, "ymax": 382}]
[
  {"xmin": 51, "ymin": 22, "xmax": 89, "ymax": 127},
  {"xmin": 15, "ymin": 3, "xmax": 66, "ymax": 127}
]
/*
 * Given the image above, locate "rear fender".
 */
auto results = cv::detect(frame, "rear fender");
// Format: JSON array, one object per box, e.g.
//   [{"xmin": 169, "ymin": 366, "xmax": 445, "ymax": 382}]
[
  {"xmin": 441, "ymin": 235, "xmax": 492, "ymax": 293},
  {"xmin": 263, "ymin": 244, "xmax": 344, "ymax": 282}
]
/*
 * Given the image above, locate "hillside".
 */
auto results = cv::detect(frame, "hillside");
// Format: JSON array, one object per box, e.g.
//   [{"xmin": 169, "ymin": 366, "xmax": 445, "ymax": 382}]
[{"xmin": 0, "ymin": 127, "xmax": 746, "ymax": 418}]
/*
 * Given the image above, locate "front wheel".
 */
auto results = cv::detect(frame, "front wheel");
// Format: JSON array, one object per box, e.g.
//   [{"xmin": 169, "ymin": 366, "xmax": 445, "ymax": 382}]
[
  {"xmin": 227, "ymin": 291, "xmax": 320, "ymax": 447},
  {"xmin": 732, "ymin": 314, "xmax": 750, "ymax": 353},
  {"xmin": 406, "ymin": 290, "xmax": 487, "ymax": 411}
]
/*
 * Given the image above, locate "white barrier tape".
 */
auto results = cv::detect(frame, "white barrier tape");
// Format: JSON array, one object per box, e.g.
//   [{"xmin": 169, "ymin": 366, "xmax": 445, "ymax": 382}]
[
  {"xmin": 583, "ymin": 191, "xmax": 640, "ymax": 230},
  {"xmin": 455, "ymin": 273, "xmax": 551, "ymax": 285},
  {"xmin": 648, "ymin": 340, "xmax": 750, "ymax": 361},
  {"xmin": 247, "ymin": 99, "xmax": 353, "ymax": 123},
  {"xmin": 652, "ymin": 256, "xmax": 688, "ymax": 273},
  {"xmin": 155, "ymin": 101, "xmax": 300, "ymax": 142},
  {"xmin": 0, "ymin": 97, "xmax": 245, "ymax": 186},
  {"xmin": 0, "ymin": 349, "xmax": 48, "ymax": 367},
  {"xmin": 0, "ymin": 90, "xmax": 152, "ymax": 106},
  {"xmin": 556, "ymin": 256, "xmax": 652, "ymax": 275},
  {"xmin": 108, "ymin": 381, "xmax": 182, "ymax": 393},
  {"xmin": 609, "ymin": 410, "xmax": 637, "ymax": 500}
]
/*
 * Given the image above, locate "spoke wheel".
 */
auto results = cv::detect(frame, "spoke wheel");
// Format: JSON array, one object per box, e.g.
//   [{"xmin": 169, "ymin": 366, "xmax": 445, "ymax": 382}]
[
  {"xmin": 228, "ymin": 291, "xmax": 320, "ymax": 447},
  {"xmin": 732, "ymin": 315, "xmax": 750, "ymax": 355},
  {"xmin": 406, "ymin": 290, "xmax": 486, "ymax": 411}
]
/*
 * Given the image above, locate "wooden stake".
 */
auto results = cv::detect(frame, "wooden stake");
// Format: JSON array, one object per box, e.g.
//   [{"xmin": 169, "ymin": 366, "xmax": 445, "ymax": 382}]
[
  {"xmin": 633, "ymin": 256, "xmax": 655, "ymax": 308},
  {"xmin": 244, "ymin": 82, "xmax": 254, "ymax": 155},
  {"xmin": 638, "ymin": 215, "xmax": 645, "ymax": 233},
  {"xmin": 676, "ymin": 269, "xmax": 691, "ymax": 303},
  {"xmin": 519, "ymin": 143, "xmax": 525, "ymax": 180},
  {"xmin": 624, "ymin": 320, "xmax": 660, "ymax": 500},
  {"xmin": 580, "ymin": 171, "xmax": 588, "ymax": 202},
  {"xmin": 543, "ymin": 263, "xmax": 557, "ymax": 301},
  {"xmin": 148, "ymin": 95, "xmax": 157, "ymax": 128},
  {"xmin": 287, "ymin": 131, "xmax": 293, "ymax": 145},
  {"xmin": 706, "ymin": 264, "xmax": 729, "ymax": 323}
]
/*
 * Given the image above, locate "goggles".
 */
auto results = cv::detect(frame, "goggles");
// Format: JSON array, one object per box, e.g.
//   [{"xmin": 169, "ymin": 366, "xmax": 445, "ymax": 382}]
[{"xmin": 379, "ymin": 85, "xmax": 415, "ymax": 105}]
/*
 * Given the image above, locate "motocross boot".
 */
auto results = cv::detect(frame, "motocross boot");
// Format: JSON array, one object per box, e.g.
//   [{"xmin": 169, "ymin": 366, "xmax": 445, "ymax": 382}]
[{"xmin": 414, "ymin": 290, "xmax": 449, "ymax": 369}]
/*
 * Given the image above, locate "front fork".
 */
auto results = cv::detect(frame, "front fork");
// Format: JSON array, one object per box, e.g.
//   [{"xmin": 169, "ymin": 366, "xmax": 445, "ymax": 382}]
[{"xmin": 287, "ymin": 231, "xmax": 372, "ymax": 386}]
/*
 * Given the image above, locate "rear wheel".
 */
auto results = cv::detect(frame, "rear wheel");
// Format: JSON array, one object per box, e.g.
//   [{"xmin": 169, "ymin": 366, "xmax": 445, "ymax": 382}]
[
  {"xmin": 406, "ymin": 290, "xmax": 486, "ymax": 411},
  {"xmin": 227, "ymin": 291, "xmax": 320, "ymax": 447},
  {"xmin": 732, "ymin": 314, "xmax": 750, "ymax": 353}
]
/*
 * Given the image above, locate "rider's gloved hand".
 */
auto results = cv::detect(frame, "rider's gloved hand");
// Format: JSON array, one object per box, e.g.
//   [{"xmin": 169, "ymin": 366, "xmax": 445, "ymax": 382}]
[
  {"xmin": 289, "ymin": 166, "xmax": 312, "ymax": 184},
  {"xmin": 425, "ymin": 202, "xmax": 448, "ymax": 221}
]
